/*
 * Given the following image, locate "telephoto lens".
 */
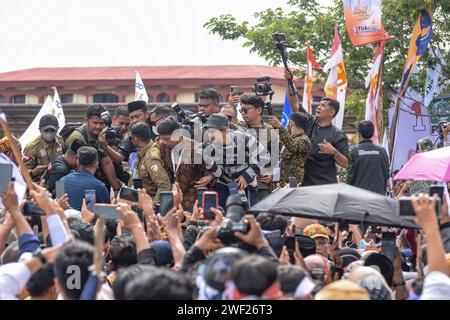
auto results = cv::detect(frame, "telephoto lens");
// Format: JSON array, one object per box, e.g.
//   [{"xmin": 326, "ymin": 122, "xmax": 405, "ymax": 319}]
[{"xmin": 216, "ymin": 194, "xmax": 250, "ymax": 246}]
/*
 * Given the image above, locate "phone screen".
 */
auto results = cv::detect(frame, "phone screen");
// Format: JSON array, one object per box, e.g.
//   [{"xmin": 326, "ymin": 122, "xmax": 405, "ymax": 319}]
[
  {"xmin": 0, "ymin": 163, "xmax": 13, "ymax": 193},
  {"xmin": 381, "ymin": 232, "xmax": 396, "ymax": 263},
  {"xmin": 94, "ymin": 204, "xmax": 121, "ymax": 220},
  {"xmin": 159, "ymin": 192, "xmax": 173, "ymax": 217},
  {"xmin": 430, "ymin": 186, "xmax": 444, "ymax": 210},
  {"xmin": 202, "ymin": 191, "xmax": 218, "ymax": 219},
  {"xmin": 289, "ymin": 177, "xmax": 297, "ymax": 188},
  {"xmin": 284, "ymin": 236, "xmax": 296, "ymax": 251},
  {"xmin": 399, "ymin": 198, "xmax": 415, "ymax": 216},
  {"xmin": 197, "ymin": 187, "xmax": 207, "ymax": 208},
  {"xmin": 55, "ymin": 181, "xmax": 65, "ymax": 200},
  {"xmin": 85, "ymin": 190, "xmax": 96, "ymax": 212},
  {"xmin": 119, "ymin": 187, "xmax": 139, "ymax": 203}
]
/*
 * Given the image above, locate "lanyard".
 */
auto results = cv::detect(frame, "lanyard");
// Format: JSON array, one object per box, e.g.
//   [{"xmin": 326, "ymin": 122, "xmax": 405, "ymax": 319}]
[{"xmin": 171, "ymin": 148, "xmax": 184, "ymax": 181}]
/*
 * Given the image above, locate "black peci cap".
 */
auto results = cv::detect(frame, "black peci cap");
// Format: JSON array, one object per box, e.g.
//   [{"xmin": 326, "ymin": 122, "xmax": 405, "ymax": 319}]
[{"xmin": 127, "ymin": 100, "xmax": 147, "ymax": 113}]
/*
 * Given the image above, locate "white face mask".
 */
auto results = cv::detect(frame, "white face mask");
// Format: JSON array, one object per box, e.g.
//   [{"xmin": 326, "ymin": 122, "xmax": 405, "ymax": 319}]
[{"xmin": 152, "ymin": 125, "xmax": 159, "ymax": 136}]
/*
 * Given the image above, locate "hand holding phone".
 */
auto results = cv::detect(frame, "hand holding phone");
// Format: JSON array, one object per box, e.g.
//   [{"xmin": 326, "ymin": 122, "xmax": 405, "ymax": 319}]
[
  {"xmin": 94, "ymin": 204, "xmax": 121, "ymax": 220},
  {"xmin": 0, "ymin": 163, "xmax": 13, "ymax": 193},
  {"xmin": 119, "ymin": 187, "xmax": 139, "ymax": 203},
  {"xmin": 55, "ymin": 180, "xmax": 65, "ymax": 200},
  {"xmin": 197, "ymin": 187, "xmax": 208, "ymax": 208},
  {"xmin": 288, "ymin": 177, "xmax": 297, "ymax": 188},
  {"xmin": 85, "ymin": 190, "xmax": 96, "ymax": 213},
  {"xmin": 381, "ymin": 232, "xmax": 396, "ymax": 263},
  {"xmin": 202, "ymin": 191, "xmax": 218, "ymax": 220},
  {"xmin": 159, "ymin": 191, "xmax": 174, "ymax": 217}
]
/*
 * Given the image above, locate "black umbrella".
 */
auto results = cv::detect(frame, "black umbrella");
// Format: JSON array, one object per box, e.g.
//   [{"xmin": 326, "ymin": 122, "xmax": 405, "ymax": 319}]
[{"xmin": 249, "ymin": 184, "xmax": 418, "ymax": 228}]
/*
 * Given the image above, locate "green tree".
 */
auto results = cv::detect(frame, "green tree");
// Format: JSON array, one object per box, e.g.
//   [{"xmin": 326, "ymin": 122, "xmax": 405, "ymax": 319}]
[{"xmin": 204, "ymin": 0, "xmax": 450, "ymax": 123}]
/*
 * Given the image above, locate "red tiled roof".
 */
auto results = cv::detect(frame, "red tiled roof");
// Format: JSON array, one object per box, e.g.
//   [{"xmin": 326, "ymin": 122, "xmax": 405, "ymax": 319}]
[{"xmin": 0, "ymin": 65, "xmax": 291, "ymax": 86}]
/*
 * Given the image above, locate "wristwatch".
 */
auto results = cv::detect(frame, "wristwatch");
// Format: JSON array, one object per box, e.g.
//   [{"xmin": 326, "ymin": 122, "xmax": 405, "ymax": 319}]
[{"xmin": 32, "ymin": 248, "xmax": 47, "ymax": 265}]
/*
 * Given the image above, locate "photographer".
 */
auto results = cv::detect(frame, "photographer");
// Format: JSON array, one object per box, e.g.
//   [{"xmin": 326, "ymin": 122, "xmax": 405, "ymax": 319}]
[
  {"xmin": 113, "ymin": 106, "xmax": 131, "ymax": 139},
  {"xmin": 66, "ymin": 104, "xmax": 121, "ymax": 193},
  {"xmin": 100, "ymin": 100, "xmax": 148, "ymax": 164},
  {"xmin": 220, "ymin": 105, "xmax": 240, "ymax": 129},
  {"xmin": 237, "ymin": 94, "xmax": 276, "ymax": 200},
  {"xmin": 197, "ymin": 88, "xmax": 220, "ymax": 119},
  {"xmin": 283, "ymin": 70, "xmax": 349, "ymax": 186},
  {"xmin": 201, "ymin": 114, "xmax": 270, "ymax": 208},
  {"xmin": 99, "ymin": 106, "xmax": 131, "ymax": 185}
]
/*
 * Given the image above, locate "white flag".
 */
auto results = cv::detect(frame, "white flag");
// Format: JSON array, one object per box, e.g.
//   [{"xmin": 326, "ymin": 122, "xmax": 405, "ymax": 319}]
[
  {"xmin": 424, "ymin": 49, "xmax": 444, "ymax": 107},
  {"xmin": 52, "ymin": 87, "xmax": 66, "ymax": 133},
  {"xmin": 135, "ymin": 71, "xmax": 149, "ymax": 102},
  {"xmin": 18, "ymin": 96, "xmax": 53, "ymax": 148},
  {"xmin": 0, "ymin": 153, "xmax": 26, "ymax": 208}
]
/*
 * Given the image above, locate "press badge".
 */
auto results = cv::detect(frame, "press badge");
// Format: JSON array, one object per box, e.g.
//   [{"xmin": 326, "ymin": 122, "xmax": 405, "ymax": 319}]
[
  {"xmin": 40, "ymin": 149, "xmax": 46, "ymax": 157},
  {"xmin": 228, "ymin": 181, "xmax": 239, "ymax": 195}
]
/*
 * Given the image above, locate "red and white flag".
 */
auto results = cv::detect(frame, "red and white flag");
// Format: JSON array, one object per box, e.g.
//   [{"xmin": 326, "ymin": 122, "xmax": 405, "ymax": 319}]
[
  {"xmin": 302, "ymin": 42, "xmax": 320, "ymax": 114},
  {"xmin": 324, "ymin": 25, "xmax": 347, "ymax": 129},
  {"xmin": 365, "ymin": 42, "xmax": 384, "ymax": 143}
]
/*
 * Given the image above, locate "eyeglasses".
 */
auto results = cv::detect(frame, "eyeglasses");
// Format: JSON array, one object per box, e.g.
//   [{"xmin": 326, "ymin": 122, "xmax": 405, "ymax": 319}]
[
  {"xmin": 239, "ymin": 107, "xmax": 255, "ymax": 114},
  {"xmin": 43, "ymin": 128, "xmax": 57, "ymax": 133}
]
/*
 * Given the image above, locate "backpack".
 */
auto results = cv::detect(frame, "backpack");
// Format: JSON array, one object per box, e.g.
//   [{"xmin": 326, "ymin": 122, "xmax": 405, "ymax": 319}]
[{"xmin": 59, "ymin": 122, "xmax": 88, "ymax": 142}]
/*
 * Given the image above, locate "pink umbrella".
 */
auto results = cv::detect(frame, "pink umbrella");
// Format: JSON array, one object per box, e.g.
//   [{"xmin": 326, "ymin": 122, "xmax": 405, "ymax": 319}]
[{"xmin": 394, "ymin": 146, "xmax": 450, "ymax": 181}]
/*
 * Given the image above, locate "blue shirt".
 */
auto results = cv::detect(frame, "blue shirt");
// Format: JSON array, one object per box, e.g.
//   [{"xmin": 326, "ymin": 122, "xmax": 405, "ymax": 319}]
[{"xmin": 60, "ymin": 169, "xmax": 110, "ymax": 211}]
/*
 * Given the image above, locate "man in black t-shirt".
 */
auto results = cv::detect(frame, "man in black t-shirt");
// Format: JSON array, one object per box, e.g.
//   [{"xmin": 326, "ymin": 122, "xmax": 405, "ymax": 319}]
[{"xmin": 284, "ymin": 70, "xmax": 349, "ymax": 186}]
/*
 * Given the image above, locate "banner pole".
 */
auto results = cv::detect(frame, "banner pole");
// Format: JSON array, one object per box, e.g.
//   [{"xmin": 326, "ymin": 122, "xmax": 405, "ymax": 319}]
[{"xmin": 0, "ymin": 117, "xmax": 35, "ymax": 190}]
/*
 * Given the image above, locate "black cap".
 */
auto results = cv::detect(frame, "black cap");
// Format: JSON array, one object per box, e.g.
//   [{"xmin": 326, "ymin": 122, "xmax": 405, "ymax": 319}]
[
  {"xmin": 127, "ymin": 100, "xmax": 147, "ymax": 113},
  {"xmin": 69, "ymin": 140, "xmax": 83, "ymax": 153},
  {"xmin": 39, "ymin": 114, "xmax": 59, "ymax": 130},
  {"xmin": 204, "ymin": 114, "xmax": 229, "ymax": 130}
]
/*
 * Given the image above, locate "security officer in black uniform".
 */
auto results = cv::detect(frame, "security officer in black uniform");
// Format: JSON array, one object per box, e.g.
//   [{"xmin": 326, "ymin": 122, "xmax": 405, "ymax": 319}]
[{"xmin": 346, "ymin": 120, "xmax": 389, "ymax": 195}]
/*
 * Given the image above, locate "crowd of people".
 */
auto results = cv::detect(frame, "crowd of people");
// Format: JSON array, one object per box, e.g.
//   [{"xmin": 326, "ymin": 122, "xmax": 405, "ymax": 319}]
[{"xmin": 0, "ymin": 69, "xmax": 449, "ymax": 301}]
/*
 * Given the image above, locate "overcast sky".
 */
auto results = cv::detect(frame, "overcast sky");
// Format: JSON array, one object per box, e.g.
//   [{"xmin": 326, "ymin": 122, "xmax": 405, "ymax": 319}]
[{"xmin": 0, "ymin": 0, "xmax": 332, "ymax": 73}]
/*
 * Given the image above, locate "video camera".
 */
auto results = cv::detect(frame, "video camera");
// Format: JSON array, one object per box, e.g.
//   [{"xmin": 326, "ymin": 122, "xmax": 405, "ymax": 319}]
[
  {"xmin": 252, "ymin": 77, "xmax": 274, "ymax": 97},
  {"xmin": 272, "ymin": 32, "xmax": 297, "ymax": 97},
  {"xmin": 100, "ymin": 111, "xmax": 120, "ymax": 146},
  {"xmin": 251, "ymin": 77, "xmax": 275, "ymax": 116},
  {"xmin": 171, "ymin": 101, "xmax": 207, "ymax": 127},
  {"xmin": 216, "ymin": 194, "xmax": 250, "ymax": 246}
]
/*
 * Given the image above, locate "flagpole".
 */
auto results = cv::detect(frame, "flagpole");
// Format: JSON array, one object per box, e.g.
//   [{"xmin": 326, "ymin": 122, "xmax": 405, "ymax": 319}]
[
  {"xmin": 375, "ymin": 42, "xmax": 384, "ymax": 145},
  {"xmin": 389, "ymin": 94, "xmax": 401, "ymax": 166},
  {"xmin": 0, "ymin": 117, "xmax": 35, "ymax": 190}
]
